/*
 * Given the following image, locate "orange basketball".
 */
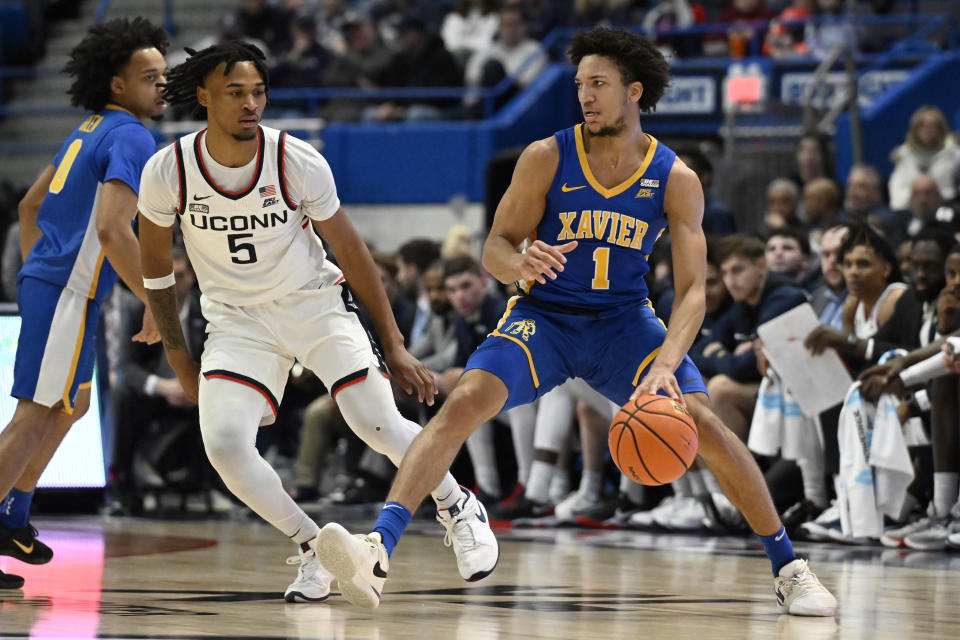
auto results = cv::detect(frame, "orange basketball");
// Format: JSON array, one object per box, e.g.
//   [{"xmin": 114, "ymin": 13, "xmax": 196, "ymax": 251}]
[{"xmin": 609, "ymin": 394, "xmax": 699, "ymax": 486}]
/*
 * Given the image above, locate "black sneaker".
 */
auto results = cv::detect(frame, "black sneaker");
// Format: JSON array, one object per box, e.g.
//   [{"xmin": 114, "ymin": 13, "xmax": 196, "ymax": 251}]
[
  {"xmin": 0, "ymin": 522, "xmax": 54, "ymax": 564},
  {"xmin": 488, "ymin": 496, "xmax": 552, "ymax": 522},
  {"xmin": 0, "ymin": 569, "xmax": 24, "ymax": 589}
]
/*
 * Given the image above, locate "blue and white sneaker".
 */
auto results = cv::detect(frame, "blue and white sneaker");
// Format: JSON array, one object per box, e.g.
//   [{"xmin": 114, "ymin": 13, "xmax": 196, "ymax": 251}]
[
  {"xmin": 316, "ymin": 524, "xmax": 389, "ymax": 609},
  {"xmin": 437, "ymin": 488, "xmax": 500, "ymax": 581}
]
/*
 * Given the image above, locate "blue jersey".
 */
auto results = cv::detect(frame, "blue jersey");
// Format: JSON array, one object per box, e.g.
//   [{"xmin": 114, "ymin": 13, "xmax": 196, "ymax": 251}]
[
  {"xmin": 525, "ymin": 124, "xmax": 676, "ymax": 309},
  {"xmin": 19, "ymin": 105, "xmax": 156, "ymax": 304}
]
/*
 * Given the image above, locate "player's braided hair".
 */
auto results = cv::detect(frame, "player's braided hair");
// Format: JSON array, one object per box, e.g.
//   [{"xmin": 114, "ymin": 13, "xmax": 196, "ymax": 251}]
[
  {"xmin": 567, "ymin": 28, "xmax": 671, "ymax": 114},
  {"xmin": 162, "ymin": 41, "xmax": 269, "ymax": 119},
  {"xmin": 64, "ymin": 17, "xmax": 169, "ymax": 112}
]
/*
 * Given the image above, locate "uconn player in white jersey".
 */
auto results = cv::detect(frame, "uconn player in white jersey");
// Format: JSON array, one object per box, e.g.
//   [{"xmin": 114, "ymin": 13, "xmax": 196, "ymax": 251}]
[{"xmin": 137, "ymin": 42, "xmax": 498, "ymax": 603}]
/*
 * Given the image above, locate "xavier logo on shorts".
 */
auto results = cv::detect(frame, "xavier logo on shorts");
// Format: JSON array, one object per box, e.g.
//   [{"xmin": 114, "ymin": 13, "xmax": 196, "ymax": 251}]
[{"xmin": 504, "ymin": 319, "xmax": 536, "ymax": 341}]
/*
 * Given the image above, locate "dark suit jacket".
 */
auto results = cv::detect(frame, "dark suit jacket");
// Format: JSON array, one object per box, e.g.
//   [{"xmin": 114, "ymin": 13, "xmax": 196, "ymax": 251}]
[
  {"xmin": 114, "ymin": 286, "xmax": 206, "ymax": 393},
  {"xmin": 453, "ymin": 294, "xmax": 507, "ymax": 368}
]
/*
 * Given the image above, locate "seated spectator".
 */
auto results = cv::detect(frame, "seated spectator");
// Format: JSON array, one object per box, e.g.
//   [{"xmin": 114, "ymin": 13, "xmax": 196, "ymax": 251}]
[
  {"xmin": 642, "ymin": 0, "xmax": 707, "ymax": 57},
  {"xmin": 396, "ymin": 238, "xmax": 442, "ymax": 346},
  {"xmin": 270, "ymin": 12, "xmax": 332, "ymax": 90},
  {"xmin": 763, "ymin": 0, "xmax": 813, "ymax": 58},
  {"xmin": 791, "ymin": 132, "xmax": 833, "ymax": 191},
  {"xmin": 705, "ymin": 0, "xmax": 775, "ymax": 57},
  {"xmin": 321, "ymin": 11, "xmax": 393, "ymax": 122},
  {"xmin": 765, "ymin": 227, "xmax": 814, "ymax": 290},
  {"xmin": 764, "ymin": 178, "xmax": 802, "ymax": 230},
  {"xmin": 701, "ymin": 235, "xmax": 808, "ymax": 439},
  {"xmin": 903, "ymin": 174, "xmax": 953, "ymax": 239},
  {"xmin": 408, "ymin": 263, "xmax": 458, "ymax": 372},
  {"xmin": 680, "ymin": 149, "xmax": 736, "ymax": 234},
  {"xmin": 843, "ymin": 164, "xmax": 899, "ymax": 244},
  {"xmin": 889, "ymin": 106, "xmax": 960, "ymax": 210},
  {"xmin": 809, "ymin": 223, "xmax": 851, "ymax": 329},
  {"xmin": 106, "ymin": 247, "xmax": 207, "ymax": 514},
  {"xmin": 518, "ymin": 0, "xmax": 574, "ymax": 42},
  {"xmin": 441, "ymin": 0, "xmax": 500, "ymax": 63},
  {"xmin": 803, "ymin": 175, "xmax": 843, "ymax": 239},
  {"xmin": 366, "ymin": 15, "xmax": 463, "ymax": 122},
  {"xmin": 570, "ymin": 0, "xmax": 632, "ymax": 28},
  {"xmin": 464, "ymin": 5, "xmax": 548, "ymax": 116},
  {"xmin": 231, "ymin": 0, "xmax": 291, "ymax": 55},
  {"xmin": 804, "ymin": 0, "xmax": 856, "ymax": 60}
]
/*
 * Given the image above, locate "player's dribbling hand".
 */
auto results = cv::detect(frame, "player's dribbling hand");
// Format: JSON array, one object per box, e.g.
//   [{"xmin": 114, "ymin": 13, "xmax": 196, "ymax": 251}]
[
  {"xmin": 133, "ymin": 307, "xmax": 162, "ymax": 344},
  {"xmin": 384, "ymin": 345, "xmax": 438, "ymax": 406},
  {"xmin": 630, "ymin": 365, "xmax": 685, "ymax": 408},
  {"xmin": 517, "ymin": 240, "xmax": 577, "ymax": 284}
]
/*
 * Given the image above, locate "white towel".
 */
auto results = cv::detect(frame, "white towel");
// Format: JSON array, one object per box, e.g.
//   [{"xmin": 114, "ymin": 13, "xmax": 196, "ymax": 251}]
[
  {"xmin": 748, "ymin": 370, "xmax": 824, "ymax": 463},
  {"xmin": 836, "ymin": 383, "xmax": 883, "ymax": 539},
  {"xmin": 870, "ymin": 394, "xmax": 915, "ymax": 520}
]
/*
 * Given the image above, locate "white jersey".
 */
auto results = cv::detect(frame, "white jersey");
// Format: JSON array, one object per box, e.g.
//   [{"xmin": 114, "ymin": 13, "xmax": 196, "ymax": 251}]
[{"xmin": 139, "ymin": 126, "xmax": 342, "ymax": 306}]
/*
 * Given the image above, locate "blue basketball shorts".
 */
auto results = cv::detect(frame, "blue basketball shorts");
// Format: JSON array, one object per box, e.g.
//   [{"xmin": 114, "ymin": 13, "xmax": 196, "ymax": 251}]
[
  {"xmin": 12, "ymin": 276, "xmax": 100, "ymax": 411},
  {"xmin": 464, "ymin": 296, "xmax": 708, "ymax": 412}
]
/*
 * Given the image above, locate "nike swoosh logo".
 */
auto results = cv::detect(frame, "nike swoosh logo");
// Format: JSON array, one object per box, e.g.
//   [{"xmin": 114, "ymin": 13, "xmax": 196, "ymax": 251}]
[
  {"xmin": 373, "ymin": 561, "xmax": 388, "ymax": 579},
  {"xmin": 775, "ymin": 530, "xmax": 786, "ymax": 541},
  {"xmin": 561, "ymin": 183, "xmax": 586, "ymax": 192},
  {"xmin": 776, "ymin": 590, "xmax": 785, "ymax": 605},
  {"xmin": 193, "ymin": 194, "xmax": 211, "ymax": 201},
  {"xmin": 12, "ymin": 539, "xmax": 33, "ymax": 554},
  {"xmin": 476, "ymin": 507, "xmax": 487, "ymax": 524}
]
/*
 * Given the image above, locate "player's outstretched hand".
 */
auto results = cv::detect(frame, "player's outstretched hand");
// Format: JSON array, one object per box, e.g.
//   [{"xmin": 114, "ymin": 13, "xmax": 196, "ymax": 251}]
[
  {"xmin": 384, "ymin": 345, "xmax": 438, "ymax": 406},
  {"xmin": 517, "ymin": 240, "xmax": 577, "ymax": 284},
  {"xmin": 630, "ymin": 365, "xmax": 685, "ymax": 408},
  {"xmin": 133, "ymin": 307, "xmax": 162, "ymax": 344}
]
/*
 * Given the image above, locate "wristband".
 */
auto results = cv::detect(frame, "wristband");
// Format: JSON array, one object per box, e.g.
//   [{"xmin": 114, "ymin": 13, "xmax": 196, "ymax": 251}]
[
  {"xmin": 899, "ymin": 353, "xmax": 949, "ymax": 387},
  {"xmin": 914, "ymin": 389, "xmax": 931, "ymax": 412},
  {"xmin": 143, "ymin": 272, "xmax": 176, "ymax": 289}
]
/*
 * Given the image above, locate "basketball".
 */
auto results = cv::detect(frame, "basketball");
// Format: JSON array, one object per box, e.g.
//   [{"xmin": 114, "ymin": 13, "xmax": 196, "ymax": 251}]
[{"xmin": 609, "ymin": 394, "xmax": 699, "ymax": 486}]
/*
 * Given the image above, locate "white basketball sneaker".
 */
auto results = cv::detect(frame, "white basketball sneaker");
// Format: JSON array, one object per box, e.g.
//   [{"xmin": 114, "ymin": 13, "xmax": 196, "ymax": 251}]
[
  {"xmin": 437, "ymin": 488, "xmax": 500, "ymax": 581},
  {"xmin": 316, "ymin": 523, "xmax": 389, "ymax": 609},
  {"xmin": 284, "ymin": 538, "xmax": 334, "ymax": 603},
  {"xmin": 774, "ymin": 558, "xmax": 838, "ymax": 616}
]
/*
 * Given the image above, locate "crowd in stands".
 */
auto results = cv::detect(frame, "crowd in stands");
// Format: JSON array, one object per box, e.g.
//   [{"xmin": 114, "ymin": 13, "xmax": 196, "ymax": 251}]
[{"xmin": 151, "ymin": 0, "xmax": 924, "ymax": 120}]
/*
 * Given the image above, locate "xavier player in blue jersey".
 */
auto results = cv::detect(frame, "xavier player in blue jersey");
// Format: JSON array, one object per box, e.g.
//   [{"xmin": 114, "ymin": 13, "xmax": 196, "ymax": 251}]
[
  {"xmin": 0, "ymin": 18, "xmax": 167, "ymax": 588},
  {"xmin": 318, "ymin": 28, "xmax": 838, "ymax": 616}
]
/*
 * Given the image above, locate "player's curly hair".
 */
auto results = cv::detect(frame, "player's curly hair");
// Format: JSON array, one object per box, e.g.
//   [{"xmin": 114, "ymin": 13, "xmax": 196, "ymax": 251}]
[
  {"xmin": 162, "ymin": 41, "xmax": 269, "ymax": 119},
  {"xmin": 839, "ymin": 222, "xmax": 903, "ymax": 284},
  {"xmin": 64, "ymin": 17, "xmax": 169, "ymax": 112},
  {"xmin": 567, "ymin": 28, "xmax": 671, "ymax": 113}
]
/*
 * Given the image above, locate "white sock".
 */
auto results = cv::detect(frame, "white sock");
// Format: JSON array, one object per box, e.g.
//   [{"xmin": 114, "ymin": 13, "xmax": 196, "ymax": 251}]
[
  {"xmin": 432, "ymin": 476, "xmax": 462, "ymax": 510},
  {"xmin": 288, "ymin": 513, "xmax": 320, "ymax": 545},
  {"xmin": 933, "ymin": 472, "xmax": 960, "ymax": 518},
  {"xmin": 797, "ymin": 457, "xmax": 829, "ymax": 508},
  {"xmin": 671, "ymin": 474, "xmax": 692, "ymax": 498},
  {"xmin": 466, "ymin": 422, "xmax": 501, "ymax": 497},
  {"xmin": 549, "ymin": 471, "xmax": 570, "ymax": 504},
  {"xmin": 525, "ymin": 460, "xmax": 554, "ymax": 504},
  {"xmin": 507, "ymin": 404, "xmax": 536, "ymax": 486},
  {"xmin": 619, "ymin": 474, "xmax": 645, "ymax": 505},
  {"xmin": 580, "ymin": 470, "xmax": 603, "ymax": 500}
]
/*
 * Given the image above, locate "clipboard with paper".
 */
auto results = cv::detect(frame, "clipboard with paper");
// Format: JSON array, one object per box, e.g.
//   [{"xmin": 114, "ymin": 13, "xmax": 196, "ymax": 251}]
[{"xmin": 756, "ymin": 302, "xmax": 853, "ymax": 417}]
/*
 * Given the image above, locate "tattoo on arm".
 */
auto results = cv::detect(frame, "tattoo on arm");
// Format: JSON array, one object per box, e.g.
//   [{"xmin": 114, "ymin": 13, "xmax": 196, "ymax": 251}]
[{"xmin": 146, "ymin": 287, "xmax": 187, "ymax": 352}]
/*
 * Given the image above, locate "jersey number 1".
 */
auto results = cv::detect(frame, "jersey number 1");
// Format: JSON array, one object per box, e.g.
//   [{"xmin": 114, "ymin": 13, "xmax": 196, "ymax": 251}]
[
  {"xmin": 591, "ymin": 247, "xmax": 610, "ymax": 289},
  {"xmin": 228, "ymin": 233, "xmax": 258, "ymax": 264}
]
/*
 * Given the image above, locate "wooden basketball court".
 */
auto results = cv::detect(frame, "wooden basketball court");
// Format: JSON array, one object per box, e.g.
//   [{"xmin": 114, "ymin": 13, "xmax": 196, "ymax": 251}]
[{"xmin": 1, "ymin": 514, "xmax": 958, "ymax": 639}]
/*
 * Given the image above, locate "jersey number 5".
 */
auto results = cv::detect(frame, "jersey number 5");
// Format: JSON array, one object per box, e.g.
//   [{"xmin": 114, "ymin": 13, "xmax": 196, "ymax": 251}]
[{"xmin": 228, "ymin": 233, "xmax": 258, "ymax": 264}]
